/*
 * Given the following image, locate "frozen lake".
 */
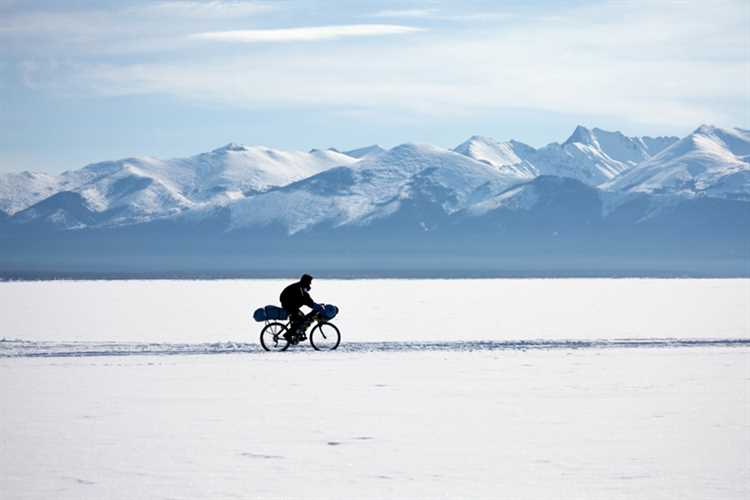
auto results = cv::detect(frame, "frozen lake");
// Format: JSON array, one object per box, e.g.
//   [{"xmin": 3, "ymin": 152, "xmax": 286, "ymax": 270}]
[
  {"xmin": 1, "ymin": 279, "xmax": 749, "ymax": 499},
  {"xmin": 1, "ymin": 279, "xmax": 748, "ymax": 344},
  {"xmin": 2, "ymin": 348, "xmax": 749, "ymax": 500}
]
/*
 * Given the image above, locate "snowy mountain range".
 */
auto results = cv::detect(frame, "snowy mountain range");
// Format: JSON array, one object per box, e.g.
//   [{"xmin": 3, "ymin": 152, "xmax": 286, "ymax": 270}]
[
  {"xmin": 2, "ymin": 144, "xmax": 356, "ymax": 227},
  {"xmin": 1, "ymin": 124, "xmax": 748, "ymax": 276},
  {"xmin": 603, "ymin": 125, "xmax": 750, "ymax": 199},
  {"xmin": 453, "ymin": 127, "xmax": 680, "ymax": 186}
]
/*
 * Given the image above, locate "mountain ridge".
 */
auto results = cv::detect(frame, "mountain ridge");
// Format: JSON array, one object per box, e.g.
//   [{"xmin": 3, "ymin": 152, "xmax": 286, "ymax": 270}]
[
  {"xmin": 603, "ymin": 125, "xmax": 750, "ymax": 200},
  {"xmin": 1, "ymin": 124, "xmax": 748, "ymax": 277}
]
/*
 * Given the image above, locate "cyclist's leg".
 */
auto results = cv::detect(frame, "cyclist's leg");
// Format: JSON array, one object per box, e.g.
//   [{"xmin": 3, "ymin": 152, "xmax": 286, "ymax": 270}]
[
  {"xmin": 285, "ymin": 308, "xmax": 304, "ymax": 339},
  {"xmin": 300, "ymin": 310, "xmax": 318, "ymax": 332}
]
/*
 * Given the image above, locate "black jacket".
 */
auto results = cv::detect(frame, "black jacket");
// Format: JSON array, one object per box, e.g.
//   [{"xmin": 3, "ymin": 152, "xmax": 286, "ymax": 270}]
[{"xmin": 280, "ymin": 282, "xmax": 316, "ymax": 312}]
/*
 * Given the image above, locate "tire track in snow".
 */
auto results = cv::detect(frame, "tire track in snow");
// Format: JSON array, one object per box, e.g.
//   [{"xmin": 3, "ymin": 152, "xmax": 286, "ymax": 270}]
[{"xmin": 1, "ymin": 338, "xmax": 749, "ymax": 358}]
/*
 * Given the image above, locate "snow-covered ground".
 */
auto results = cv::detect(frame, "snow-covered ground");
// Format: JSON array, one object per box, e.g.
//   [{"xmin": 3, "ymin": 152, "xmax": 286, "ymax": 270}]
[
  {"xmin": 2, "ymin": 348, "xmax": 748, "ymax": 499},
  {"xmin": 1, "ymin": 279, "xmax": 748, "ymax": 344},
  {"xmin": 1, "ymin": 279, "xmax": 748, "ymax": 499}
]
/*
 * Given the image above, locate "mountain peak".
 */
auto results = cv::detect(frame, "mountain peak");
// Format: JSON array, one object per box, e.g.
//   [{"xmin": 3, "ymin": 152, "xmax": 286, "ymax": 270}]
[
  {"xmin": 467, "ymin": 135, "xmax": 495, "ymax": 143},
  {"xmin": 216, "ymin": 143, "xmax": 249, "ymax": 152},
  {"xmin": 694, "ymin": 124, "xmax": 718, "ymax": 135},
  {"xmin": 453, "ymin": 135, "xmax": 497, "ymax": 153},
  {"xmin": 384, "ymin": 143, "xmax": 450, "ymax": 160},
  {"xmin": 389, "ymin": 142, "xmax": 422, "ymax": 152},
  {"xmin": 563, "ymin": 125, "xmax": 595, "ymax": 146},
  {"xmin": 690, "ymin": 123, "xmax": 748, "ymax": 138},
  {"xmin": 343, "ymin": 144, "xmax": 386, "ymax": 159},
  {"xmin": 604, "ymin": 123, "xmax": 750, "ymax": 197},
  {"xmin": 565, "ymin": 126, "xmax": 636, "ymax": 148},
  {"xmin": 691, "ymin": 124, "xmax": 750, "ymax": 158},
  {"xmin": 691, "ymin": 124, "xmax": 750, "ymax": 140},
  {"xmin": 453, "ymin": 136, "xmax": 537, "ymax": 177}
]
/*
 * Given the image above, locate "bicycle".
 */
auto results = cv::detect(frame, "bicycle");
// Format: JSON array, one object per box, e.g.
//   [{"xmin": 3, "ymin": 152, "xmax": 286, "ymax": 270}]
[{"xmin": 259, "ymin": 309, "xmax": 341, "ymax": 352}]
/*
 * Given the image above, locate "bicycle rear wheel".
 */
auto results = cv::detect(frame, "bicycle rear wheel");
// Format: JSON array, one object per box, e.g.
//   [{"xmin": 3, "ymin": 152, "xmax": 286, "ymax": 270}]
[
  {"xmin": 309, "ymin": 322, "xmax": 341, "ymax": 351},
  {"xmin": 260, "ymin": 322, "xmax": 290, "ymax": 352}
]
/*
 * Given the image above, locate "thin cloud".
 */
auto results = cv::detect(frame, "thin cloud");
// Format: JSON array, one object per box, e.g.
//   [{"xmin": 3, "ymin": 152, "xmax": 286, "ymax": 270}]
[
  {"xmin": 0, "ymin": 1, "xmax": 273, "ymax": 39},
  {"xmin": 9, "ymin": 0, "xmax": 750, "ymax": 128},
  {"xmin": 371, "ymin": 9, "xmax": 439, "ymax": 18},
  {"xmin": 370, "ymin": 8, "xmax": 510, "ymax": 22},
  {"xmin": 190, "ymin": 25, "xmax": 425, "ymax": 43},
  {"xmin": 141, "ymin": 1, "xmax": 274, "ymax": 19}
]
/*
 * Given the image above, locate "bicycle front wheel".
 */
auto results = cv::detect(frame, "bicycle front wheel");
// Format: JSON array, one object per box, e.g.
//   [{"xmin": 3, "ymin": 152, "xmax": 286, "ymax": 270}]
[
  {"xmin": 260, "ymin": 322, "xmax": 290, "ymax": 352},
  {"xmin": 310, "ymin": 322, "xmax": 341, "ymax": 351}
]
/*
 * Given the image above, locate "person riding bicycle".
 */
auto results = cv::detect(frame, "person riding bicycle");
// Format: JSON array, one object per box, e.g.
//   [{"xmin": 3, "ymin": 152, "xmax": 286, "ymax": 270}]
[{"xmin": 280, "ymin": 274, "xmax": 323, "ymax": 341}]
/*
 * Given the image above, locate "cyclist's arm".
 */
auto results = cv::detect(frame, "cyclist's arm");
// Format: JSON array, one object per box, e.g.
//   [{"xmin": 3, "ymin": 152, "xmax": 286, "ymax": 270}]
[
  {"xmin": 304, "ymin": 296, "xmax": 317, "ymax": 309},
  {"xmin": 303, "ymin": 291, "xmax": 323, "ymax": 312}
]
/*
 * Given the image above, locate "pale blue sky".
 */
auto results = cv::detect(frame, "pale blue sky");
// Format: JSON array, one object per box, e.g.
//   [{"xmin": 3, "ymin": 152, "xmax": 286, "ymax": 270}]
[{"xmin": 1, "ymin": 0, "xmax": 748, "ymax": 173}]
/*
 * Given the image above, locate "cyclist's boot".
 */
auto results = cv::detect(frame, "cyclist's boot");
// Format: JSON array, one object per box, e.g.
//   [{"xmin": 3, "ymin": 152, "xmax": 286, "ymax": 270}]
[{"xmin": 288, "ymin": 326, "xmax": 306, "ymax": 343}]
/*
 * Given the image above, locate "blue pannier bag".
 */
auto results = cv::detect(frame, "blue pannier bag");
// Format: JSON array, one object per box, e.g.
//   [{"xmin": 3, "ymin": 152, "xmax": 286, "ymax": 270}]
[
  {"xmin": 265, "ymin": 305, "xmax": 289, "ymax": 321},
  {"xmin": 253, "ymin": 307, "xmax": 266, "ymax": 322},
  {"xmin": 253, "ymin": 305, "xmax": 289, "ymax": 322},
  {"xmin": 321, "ymin": 304, "xmax": 339, "ymax": 320}
]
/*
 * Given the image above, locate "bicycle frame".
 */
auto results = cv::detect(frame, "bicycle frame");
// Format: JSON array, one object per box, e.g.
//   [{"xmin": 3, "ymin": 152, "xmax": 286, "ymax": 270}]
[
  {"xmin": 264, "ymin": 312, "xmax": 321, "ymax": 337},
  {"xmin": 259, "ymin": 311, "xmax": 340, "ymax": 351}
]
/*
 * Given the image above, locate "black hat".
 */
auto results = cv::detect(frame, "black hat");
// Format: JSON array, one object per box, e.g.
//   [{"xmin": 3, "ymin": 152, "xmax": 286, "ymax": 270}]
[{"xmin": 300, "ymin": 274, "xmax": 313, "ymax": 285}]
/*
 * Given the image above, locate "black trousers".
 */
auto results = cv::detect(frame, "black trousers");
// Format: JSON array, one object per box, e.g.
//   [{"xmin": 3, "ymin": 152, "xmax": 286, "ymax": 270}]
[{"xmin": 286, "ymin": 308, "xmax": 313, "ymax": 334}]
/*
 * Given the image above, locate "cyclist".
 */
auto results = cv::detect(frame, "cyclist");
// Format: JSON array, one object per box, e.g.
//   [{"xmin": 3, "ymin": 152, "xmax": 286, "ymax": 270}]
[{"xmin": 280, "ymin": 274, "xmax": 323, "ymax": 341}]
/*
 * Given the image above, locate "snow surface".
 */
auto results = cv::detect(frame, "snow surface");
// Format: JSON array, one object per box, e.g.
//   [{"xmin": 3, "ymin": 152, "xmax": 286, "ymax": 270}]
[
  {"xmin": 2, "ymin": 338, "xmax": 746, "ymax": 358},
  {"xmin": 0, "ymin": 279, "xmax": 747, "ymax": 344},
  {"xmin": 1, "ymin": 347, "xmax": 748, "ymax": 499},
  {"xmin": 1, "ymin": 279, "xmax": 748, "ymax": 499}
]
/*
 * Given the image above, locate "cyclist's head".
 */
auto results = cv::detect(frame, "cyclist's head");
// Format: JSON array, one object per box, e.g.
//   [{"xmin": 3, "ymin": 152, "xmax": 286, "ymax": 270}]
[{"xmin": 300, "ymin": 273, "xmax": 313, "ymax": 291}]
